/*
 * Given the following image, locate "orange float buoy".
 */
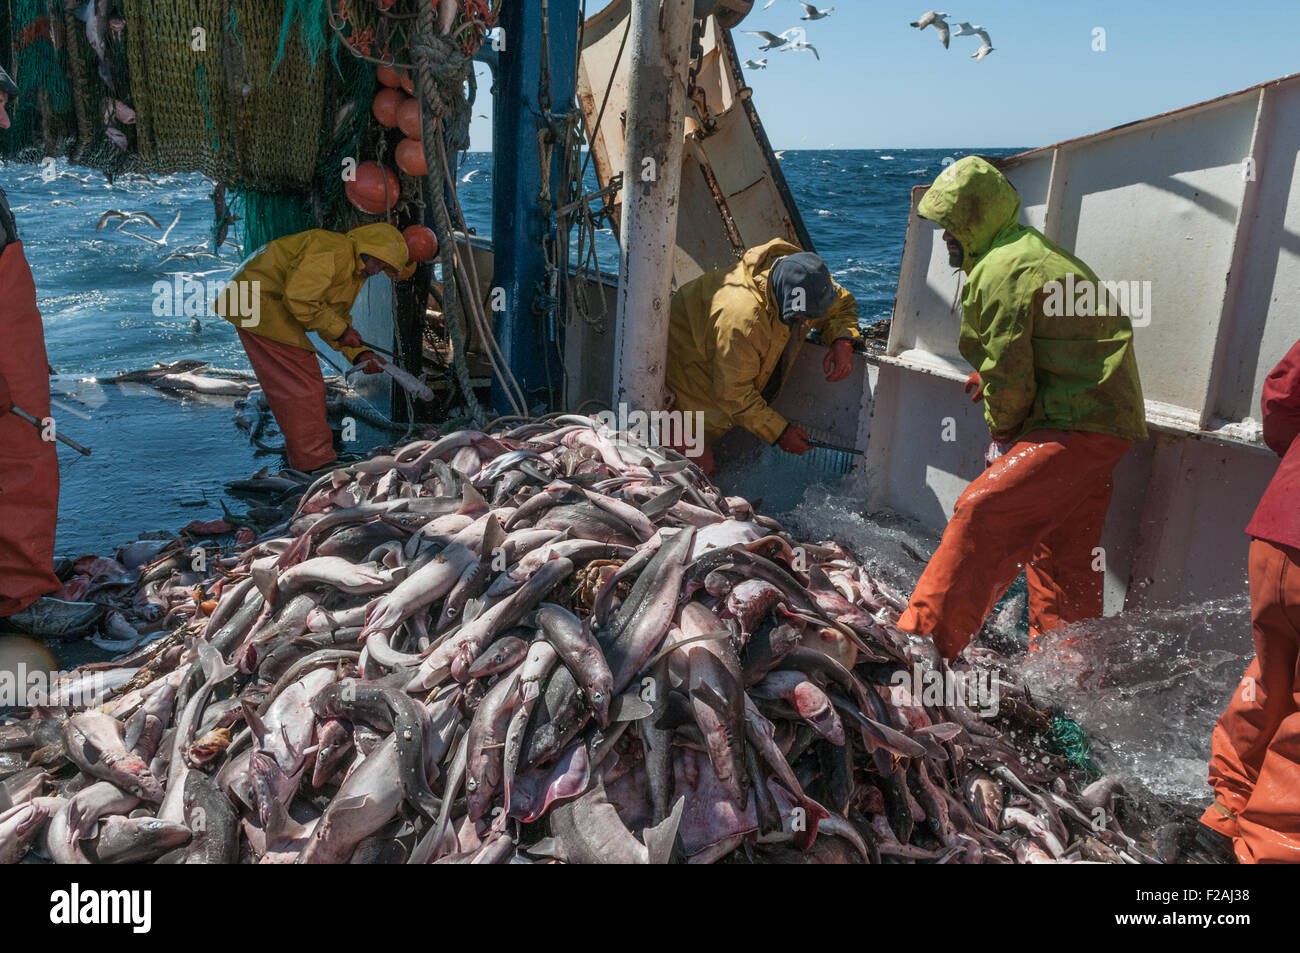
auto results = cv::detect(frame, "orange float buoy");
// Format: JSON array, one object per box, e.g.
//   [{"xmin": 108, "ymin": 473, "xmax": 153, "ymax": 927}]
[
  {"xmin": 403, "ymin": 225, "xmax": 438, "ymax": 263},
  {"xmin": 395, "ymin": 138, "xmax": 428, "ymax": 176},
  {"xmin": 400, "ymin": 71, "xmax": 414, "ymax": 94},
  {"xmin": 345, "ymin": 161, "xmax": 400, "ymax": 215},
  {"xmin": 376, "ymin": 63, "xmax": 403, "ymax": 88},
  {"xmin": 372, "ymin": 87, "xmax": 405, "ymax": 128},
  {"xmin": 397, "ymin": 97, "xmax": 422, "ymax": 139}
]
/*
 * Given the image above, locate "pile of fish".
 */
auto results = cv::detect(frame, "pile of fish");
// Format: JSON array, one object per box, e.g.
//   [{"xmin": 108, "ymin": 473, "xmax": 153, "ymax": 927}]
[{"xmin": 1, "ymin": 417, "xmax": 1164, "ymax": 864}]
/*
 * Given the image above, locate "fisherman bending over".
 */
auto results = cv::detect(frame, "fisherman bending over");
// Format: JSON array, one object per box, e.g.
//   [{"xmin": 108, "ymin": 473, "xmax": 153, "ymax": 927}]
[
  {"xmin": 212, "ymin": 224, "xmax": 413, "ymax": 474},
  {"xmin": 896, "ymin": 156, "xmax": 1147, "ymax": 660},
  {"xmin": 0, "ymin": 64, "xmax": 105, "ymax": 639},
  {"xmin": 664, "ymin": 238, "xmax": 860, "ymax": 475}
]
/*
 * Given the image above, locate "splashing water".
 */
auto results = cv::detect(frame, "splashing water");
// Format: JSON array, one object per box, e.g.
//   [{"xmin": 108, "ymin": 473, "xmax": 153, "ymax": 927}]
[
  {"xmin": 1020, "ymin": 600, "xmax": 1250, "ymax": 806},
  {"xmin": 747, "ymin": 474, "xmax": 1250, "ymax": 811}
]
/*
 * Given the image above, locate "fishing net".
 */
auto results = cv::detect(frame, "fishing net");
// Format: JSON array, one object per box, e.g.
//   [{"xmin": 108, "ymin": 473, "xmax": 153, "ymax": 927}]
[
  {"xmin": 1045, "ymin": 712, "xmax": 1102, "ymax": 782},
  {"xmin": 313, "ymin": 21, "xmax": 376, "ymax": 230},
  {"xmin": 231, "ymin": 186, "xmax": 310, "ymax": 257},
  {"xmin": 63, "ymin": 2, "xmax": 138, "ymax": 176},
  {"xmin": 1, "ymin": 0, "xmax": 75, "ymax": 159},
  {"xmin": 270, "ymin": 0, "xmax": 329, "ymax": 77},
  {"xmin": 120, "ymin": 0, "xmax": 326, "ymax": 188}
]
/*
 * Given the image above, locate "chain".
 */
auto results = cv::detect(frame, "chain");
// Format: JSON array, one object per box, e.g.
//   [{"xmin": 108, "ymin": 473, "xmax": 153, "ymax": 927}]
[{"xmin": 685, "ymin": 18, "xmax": 715, "ymax": 137}]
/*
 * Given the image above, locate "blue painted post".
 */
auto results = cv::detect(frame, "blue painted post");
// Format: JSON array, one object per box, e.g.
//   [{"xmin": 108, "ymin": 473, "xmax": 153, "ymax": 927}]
[{"xmin": 490, "ymin": 0, "xmax": 580, "ymax": 415}]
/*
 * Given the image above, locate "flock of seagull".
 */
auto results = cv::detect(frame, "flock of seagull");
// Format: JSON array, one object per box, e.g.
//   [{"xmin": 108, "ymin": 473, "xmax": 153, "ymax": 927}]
[
  {"xmin": 742, "ymin": 7, "xmax": 996, "ymax": 69},
  {"xmin": 742, "ymin": 2, "xmax": 834, "ymax": 66},
  {"xmin": 910, "ymin": 11, "xmax": 996, "ymax": 63}
]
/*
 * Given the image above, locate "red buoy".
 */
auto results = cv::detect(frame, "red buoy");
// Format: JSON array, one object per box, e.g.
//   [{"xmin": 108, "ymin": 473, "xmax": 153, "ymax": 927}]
[
  {"xmin": 397, "ymin": 97, "xmax": 422, "ymax": 140},
  {"xmin": 403, "ymin": 225, "xmax": 439, "ymax": 263},
  {"xmin": 345, "ymin": 161, "xmax": 400, "ymax": 215},
  {"xmin": 372, "ymin": 88, "xmax": 405, "ymax": 128},
  {"xmin": 395, "ymin": 138, "xmax": 428, "ymax": 176}
]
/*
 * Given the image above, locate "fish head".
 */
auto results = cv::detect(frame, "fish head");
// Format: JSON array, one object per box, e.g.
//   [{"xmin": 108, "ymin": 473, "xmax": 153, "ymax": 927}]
[
  {"xmin": 467, "ymin": 636, "xmax": 527, "ymax": 678},
  {"xmin": 585, "ymin": 674, "xmax": 614, "ymax": 728},
  {"xmin": 114, "ymin": 754, "xmax": 164, "ymax": 803},
  {"xmin": 130, "ymin": 818, "xmax": 193, "ymax": 853}
]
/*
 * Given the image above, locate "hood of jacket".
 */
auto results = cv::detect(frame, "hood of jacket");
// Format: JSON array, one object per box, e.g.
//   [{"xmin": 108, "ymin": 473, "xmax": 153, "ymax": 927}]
[
  {"xmin": 917, "ymin": 156, "xmax": 1022, "ymax": 273},
  {"xmin": 347, "ymin": 223, "xmax": 410, "ymax": 272}
]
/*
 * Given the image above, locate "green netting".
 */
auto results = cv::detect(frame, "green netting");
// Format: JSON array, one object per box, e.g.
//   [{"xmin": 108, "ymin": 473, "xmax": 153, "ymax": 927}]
[
  {"xmin": 232, "ymin": 187, "xmax": 311, "ymax": 257},
  {"xmin": 270, "ymin": 0, "xmax": 329, "ymax": 77},
  {"xmin": 2, "ymin": 0, "xmax": 76, "ymax": 157},
  {"xmin": 1046, "ymin": 713, "xmax": 1102, "ymax": 781}
]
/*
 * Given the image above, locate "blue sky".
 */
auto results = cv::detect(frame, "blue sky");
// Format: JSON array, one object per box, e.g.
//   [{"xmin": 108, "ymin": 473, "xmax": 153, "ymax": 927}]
[{"xmin": 468, "ymin": 0, "xmax": 1300, "ymax": 150}]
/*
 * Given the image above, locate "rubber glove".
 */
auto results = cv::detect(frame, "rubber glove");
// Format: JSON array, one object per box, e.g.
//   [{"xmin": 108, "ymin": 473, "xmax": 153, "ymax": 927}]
[
  {"xmin": 338, "ymin": 327, "xmax": 364, "ymax": 350},
  {"xmin": 964, "ymin": 371, "xmax": 984, "ymax": 402},
  {"xmin": 352, "ymin": 351, "xmax": 385, "ymax": 375},
  {"xmin": 776, "ymin": 424, "xmax": 811, "ymax": 455},
  {"xmin": 824, "ymin": 338, "xmax": 854, "ymax": 383}
]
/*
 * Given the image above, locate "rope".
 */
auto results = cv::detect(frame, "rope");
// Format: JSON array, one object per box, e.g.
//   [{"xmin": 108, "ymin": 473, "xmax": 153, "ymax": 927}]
[
  {"xmin": 438, "ymin": 132, "xmax": 527, "ymax": 415},
  {"xmin": 579, "ymin": 16, "xmax": 630, "ymax": 184},
  {"xmin": 414, "ymin": 1, "xmax": 484, "ymax": 427}
]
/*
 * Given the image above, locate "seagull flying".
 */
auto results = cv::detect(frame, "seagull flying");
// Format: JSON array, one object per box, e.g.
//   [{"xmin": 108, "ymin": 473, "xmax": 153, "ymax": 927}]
[
  {"xmin": 951, "ymin": 21, "xmax": 979, "ymax": 37},
  {"xmin": 909, "ymin": 11, "xmax": 950, "ymax": 48},
  {"xmin": 744, "ymin": 29, "xmax": 799, "ymax": 51},
  {"xmin": 972, "ymin": 26, "xmax": 993, "ymax": 46},
  {"xmin": 800, "ymin": 3, "xmax": 834, "ymax": 19},
  {"xmin": 782, "ymin": 40, "xmax": 820, "ymax": 60},
  {"xmin": 95, "ymin": 210, "xmax": 163, "ymax": 231},
  {"xmin": 744, "ymin": 58, "xmax": 769, "ymax": 70},
  {"xmin": 971, "ymin": 44, "xmax": 994, "ymax": 62}
]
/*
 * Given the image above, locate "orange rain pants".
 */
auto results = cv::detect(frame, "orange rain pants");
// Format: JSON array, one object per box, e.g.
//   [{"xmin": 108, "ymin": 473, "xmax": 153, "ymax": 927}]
[
  {"xmin": 896, "ymin": 428, "xmax": 1132, "ymax": 661},
  {"xmin": 237, "ymin": 329, "xmax": 337, "ymax": 473},
  {"xmin": 0, "ymin": 242, "xmax": 62, "ymax": 616},
  {"xmin": 1200, "ymin": 538, "xmax": 1300, "ymax": 863}
]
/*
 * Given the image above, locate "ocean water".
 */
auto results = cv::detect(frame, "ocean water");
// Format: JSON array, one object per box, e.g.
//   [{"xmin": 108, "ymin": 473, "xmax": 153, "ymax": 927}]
[{"xmin": 451, "ymin": 148, "xmax": 1025, "ymax": 326}]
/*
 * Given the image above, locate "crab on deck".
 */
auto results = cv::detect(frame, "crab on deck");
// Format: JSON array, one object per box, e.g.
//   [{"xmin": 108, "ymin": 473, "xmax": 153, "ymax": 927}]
[{"xmin": 571, "ymin": 558, "xmax": 628, "ymax": 614}]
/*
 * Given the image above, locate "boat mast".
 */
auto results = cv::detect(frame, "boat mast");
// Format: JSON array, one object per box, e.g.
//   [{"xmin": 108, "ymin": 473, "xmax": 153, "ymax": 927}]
[
  {"xmin": 612, "ymin": 0, "xmax": 696, "ymax": 415},
  {"xmin": 490, "ymin": 0, "xmax": 581, "ymax": 415}
]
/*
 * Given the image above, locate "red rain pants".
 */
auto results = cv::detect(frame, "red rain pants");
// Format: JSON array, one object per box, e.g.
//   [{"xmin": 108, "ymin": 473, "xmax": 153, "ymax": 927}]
[
  {"xmin": 0, "ymin": 242, "xmax": 62, "ymax": 616},
  {"xmin": 237, "ymin": 329, "xmax": 336, "ymax": 472},
  {"xmin": 897, "ymin": 428, "xmax": 1132, "ymax": 661},
  {"xmin": 1201, "ymin": 538, "xmax": 1300, "ymax": 863}
]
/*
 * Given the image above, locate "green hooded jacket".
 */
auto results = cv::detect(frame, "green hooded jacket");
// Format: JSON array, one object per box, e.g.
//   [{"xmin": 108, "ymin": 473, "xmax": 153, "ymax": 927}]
[{"xmin": 917, "ymin": 157, "xmax": 1148, "ymax": 444}]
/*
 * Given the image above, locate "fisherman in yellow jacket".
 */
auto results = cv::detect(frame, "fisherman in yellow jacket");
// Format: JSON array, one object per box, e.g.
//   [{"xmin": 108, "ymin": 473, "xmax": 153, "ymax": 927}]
[
  {"xmin": 665, "ymin": 238, "xmax": 861, "ymax": 474},
  {"xmin": 212, "ymin": 223, "xmax": 413, "ymax": 473}
]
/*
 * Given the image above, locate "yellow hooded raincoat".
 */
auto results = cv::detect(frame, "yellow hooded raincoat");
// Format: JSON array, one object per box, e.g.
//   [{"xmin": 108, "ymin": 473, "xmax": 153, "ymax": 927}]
[
  {"xmin": 211, "ymin": 223, "xmax": 411, "ymax": 364},
  {"xmin": 665, "ymin": 238, "xmax": 861, "ymax": 445}
]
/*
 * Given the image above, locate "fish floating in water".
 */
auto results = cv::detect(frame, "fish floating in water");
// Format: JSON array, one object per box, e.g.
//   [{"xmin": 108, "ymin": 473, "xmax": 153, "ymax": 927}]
[{"xmin": 0, "ymin": 419, "xmax": 1178, "ymax": 864}]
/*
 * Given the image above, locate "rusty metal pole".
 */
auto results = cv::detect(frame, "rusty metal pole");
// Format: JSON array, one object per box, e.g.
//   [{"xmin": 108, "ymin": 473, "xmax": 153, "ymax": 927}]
[{"xmin": 611, "ymin": 0, "xmax": 695, "ymax": 415}]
